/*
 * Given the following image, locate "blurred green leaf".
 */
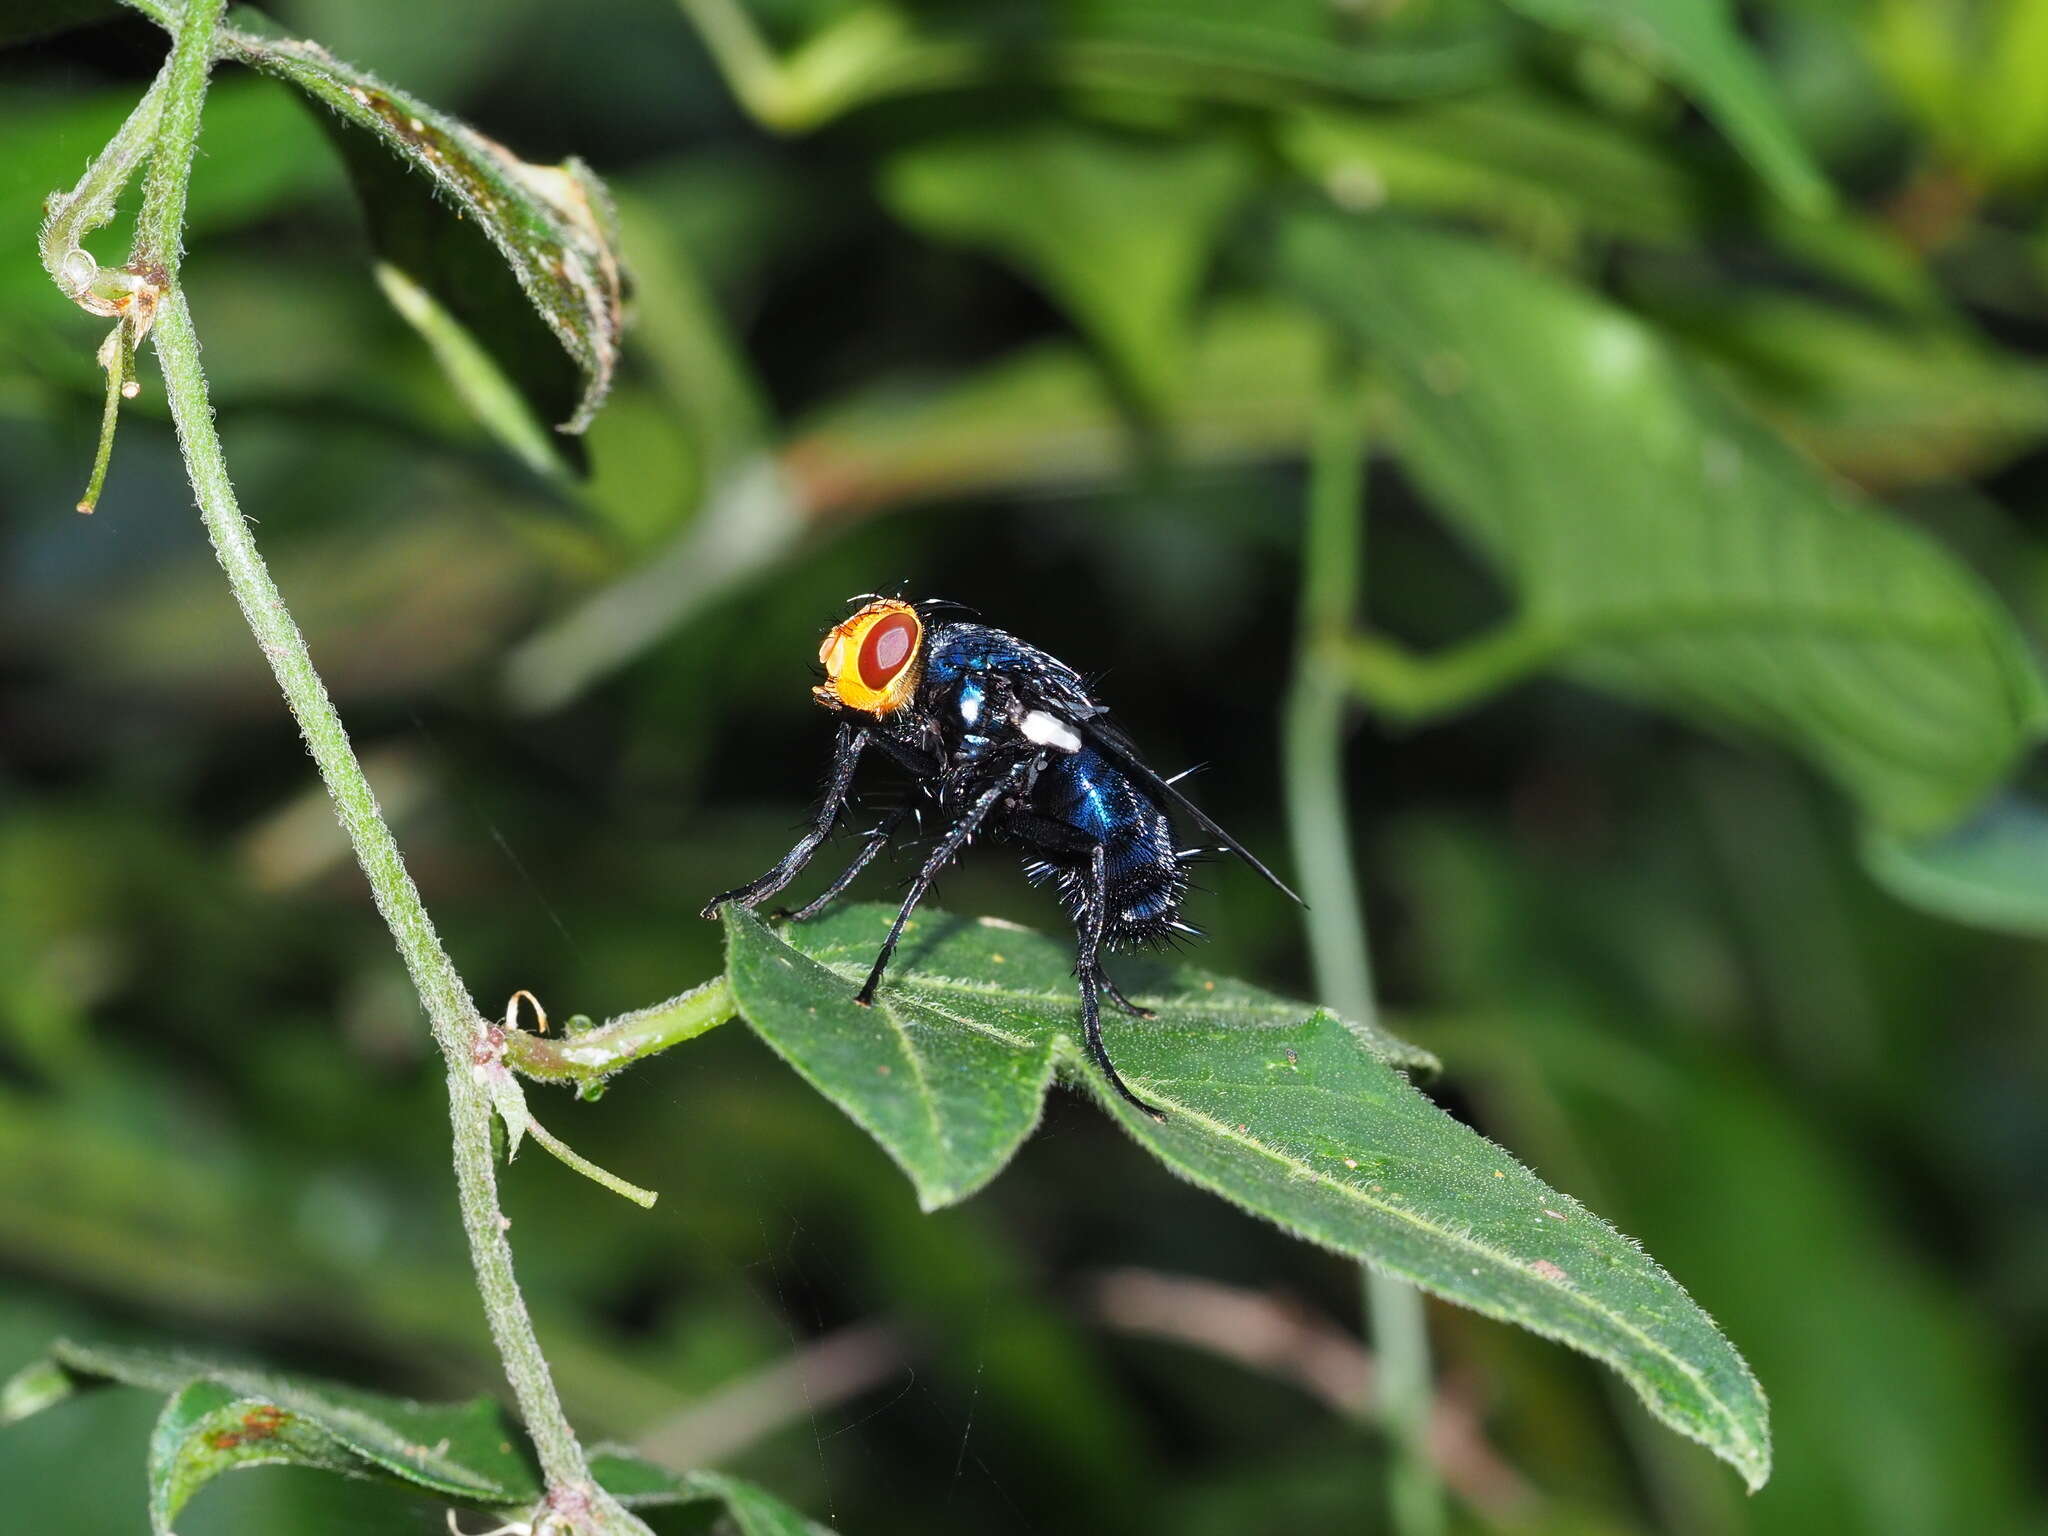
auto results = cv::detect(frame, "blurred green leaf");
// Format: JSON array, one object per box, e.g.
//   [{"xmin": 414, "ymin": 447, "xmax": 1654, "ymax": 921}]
[
  {"xmin": 0, "ymin": 0, "xmax": 118, "ymax": 45},
  {"xmin": 595, "ymin": 1456, "xmax": 834, "ymax": 1534},
  {"xmin": 1653, "ymin": 289, "xmax": 2048, "ymax": 490},
  {"xmin": 1280, "ymin": 212, "xmax": 2046, "ymax": 834},
  {"xmin": 1865, "ymin": 0, "xmax": 2048, "ymax": 185},
  {"xmin": 6, "ymin": 1339, "xmax": 827, "ymax": 1534},
  {"xmin": 1863, "ymin": 793, "xmax": 2048, "ymax": 935},
  {"xmin": 139, "ymin": 3, "xmax": 628, "ymax": 431},
  {"xmin": 1500, "ymin": 0, "xmax": 1832, "ymax": 213},
  {"xmin": 677, "ymin": 0, "xmax": 1514, "ymax": 132},
  {"xmin": 373, "ymin": 262, "xmax": 574, "ymax": 485},
  {"xmin": 786, "ymin": 300, "xmax": 1321, "ymax": 512},
  {"xmin": 1280, "ymin": 91, "xmax": 1710, "ymax": 247},
  {"xmin": 724, "ymin": 903, "xmax": 1769, "ymax": 1489},
  {"xmin": 885, "ymin": 123, "xmax": 1254, "ymax": 409}
]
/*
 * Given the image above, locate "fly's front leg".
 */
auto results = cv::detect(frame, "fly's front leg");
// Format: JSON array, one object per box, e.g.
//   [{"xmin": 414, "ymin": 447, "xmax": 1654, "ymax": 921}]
[
  {"xmin": 775, "ymin": 803, "xmax": 911, "ymax": 921},
  {"xmin": 700, "ymin": 723, "xmax": 870, "ymax": 919},
  {"xmin": 855, "ymin": 755, "xmax": 1034, "ymax": 1006}
]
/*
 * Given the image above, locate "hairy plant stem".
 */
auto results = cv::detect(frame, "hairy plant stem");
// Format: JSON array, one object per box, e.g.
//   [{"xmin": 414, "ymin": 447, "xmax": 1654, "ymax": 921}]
[
  {"xmin": 509, "ymin": 978, "xmax": 736, "ymax": 1085},
  {"xmin": 1281, "ymin": 343, "xmax": 1446, "ymax": 1536},
  {"xmin": 132, "ymin": 5, "xmax": 641, "ymax": 1528}
]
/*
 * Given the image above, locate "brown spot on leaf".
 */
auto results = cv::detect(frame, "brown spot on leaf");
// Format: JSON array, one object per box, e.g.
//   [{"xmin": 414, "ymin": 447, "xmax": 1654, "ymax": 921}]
[{"xmin": 1531, "ymin": 1260, "xmax": 1568, "ymax": 1283}]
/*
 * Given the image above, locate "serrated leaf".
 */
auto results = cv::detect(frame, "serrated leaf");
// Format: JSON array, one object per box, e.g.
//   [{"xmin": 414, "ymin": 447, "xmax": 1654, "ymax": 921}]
[
  {"xmin": 723, "ymin": 903, "xmax": 1768, "ymax": 1487},
  {"xmin": 1500, "ymin": 0, "xmax": 1831, "ymax": 214},
  {"xmin": 725, "ymin": 903, "xmax": 1436, "ymax": 1210},
  {"xmin": 1863, "ymin": 794, "xmax": 2048, "ymax": 935},
  {"xmin": 1278, "ymin": 212, "xmax": 2046, "ymax": 834},
  {"xmin": 8, "ymin": 1340, "xmax": 830, "ymax": 1534},
  {"xmin": 198, "ymin": 10, "xmax": 626, "ymax": 431},
  {"xmin": 884, "ymin": 124, "xmax": 1254, "ymax": 409}
]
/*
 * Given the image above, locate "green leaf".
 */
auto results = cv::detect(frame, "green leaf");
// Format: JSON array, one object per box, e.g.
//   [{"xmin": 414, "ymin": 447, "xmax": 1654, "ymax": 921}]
[
  {"xmin": 884, "ymin": 123, "xmax": 1255, "ymax": 409},
  {"xmin": 595, "ymin": 1453, "xmax": 834, "ymax": 1535},
  {"xmin": 785, "ymin": 300, "xmax": 1323, "ymax": 512},
  {"xmin": 723, "ymin": 904, "xmax": 1769, "ymax": 1488},
  {"xmin": 681, "ymin": 0, "xmax": 1514, "ymax": 132},
  {"xmin": 0, "ymin": 0, "xmax": 119, "ymax": 46},
  {"xmin": 7, "ymin": 1340, "xmax": 538, "ymax": 1531},
  {"xmin": 1652, "ymin": 289, "xmax": 2048, "ymax": 490},
  {"xmin": 1278, "ymin": 212, "xmax": 2046, "ymax": 834},
  {"xmin": 6, "ymin": 1339, "xmax": 830, "ymax": 1534},
  {"xmin": 1500, "ymin": 0, "xmax": 1832, "ymax": 214},
  {"xmin": 1279, "ymin": 92, "xmax": 1713, "ymax": 248},
  {"xmin": 1863, "ymin": 794, "xmax": 2048, "ymax": 936},
  {"xmin": 196, "ymin": 9, "xmax": 626, "ymax": 431}
]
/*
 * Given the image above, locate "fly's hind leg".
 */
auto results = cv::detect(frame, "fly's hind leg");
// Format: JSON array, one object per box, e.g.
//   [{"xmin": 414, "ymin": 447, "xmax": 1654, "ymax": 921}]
[
  {"xmin": 1097, "ymin": 969, "xmax": 1155, "ymax": 1020},
  {"xmin": 1077, "ymin": 842, "xmax": 1165, "ymax": 1120}
]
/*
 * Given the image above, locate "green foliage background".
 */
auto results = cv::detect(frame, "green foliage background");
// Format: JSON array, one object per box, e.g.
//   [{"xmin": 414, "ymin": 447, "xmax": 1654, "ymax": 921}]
[{"xmin": 3, "ymin": 0, "xmax": 2047, "ymax": 1530}]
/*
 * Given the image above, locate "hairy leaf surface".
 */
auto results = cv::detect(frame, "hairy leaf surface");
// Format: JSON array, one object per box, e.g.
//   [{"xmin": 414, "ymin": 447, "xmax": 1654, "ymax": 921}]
[{"xmin": 723, "ymin": 903, "xmax": 1769, "ymax": 1487}]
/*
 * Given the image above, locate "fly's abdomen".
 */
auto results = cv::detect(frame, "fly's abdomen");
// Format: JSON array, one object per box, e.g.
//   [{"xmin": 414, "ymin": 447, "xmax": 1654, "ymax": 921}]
[{"xmin": 1026, "ymin": 747, "xmax": 1191, "ymax": 947}]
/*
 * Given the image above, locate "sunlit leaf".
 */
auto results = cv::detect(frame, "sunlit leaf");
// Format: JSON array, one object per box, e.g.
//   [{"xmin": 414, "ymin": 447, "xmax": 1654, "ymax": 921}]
[
  {"xmin": 723, "ymin": 904, "xmax": 1769, "ymax": 1488},
  {"xmin": 1500, "ymin": 0, "xmax": 1831, "ymax": 213},
  {"xmin": 1279, "ymin": 212, "xmax": 2046, "ymax": 834},
  {"xmin": 885, "ymin": 123, "xmax": 1255, "ymax": 409},
  {"xmin": 1863, "ymin": 794, "xmax": 2048, "ymax": 935},
  {"xmin": 5, "ymin": 1340, "xmax": 829, "ymax": 1534}
]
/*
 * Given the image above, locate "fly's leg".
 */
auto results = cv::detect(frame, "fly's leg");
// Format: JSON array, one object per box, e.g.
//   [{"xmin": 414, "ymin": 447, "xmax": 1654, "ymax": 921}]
[
  {"xmin": 1097, "ymin": 969, "xmax": 1155, "ymax": 1020},
  {"xmin": 775, "ymin": 804, "xmax": 911, "ymax": 922},
  {"xmin": 856, "ymin": 757, "xmax": 1031, "ymax": 1006},
  {"xmin": 700, "ymin": 723, "xmax": 870, "ymax": 919},
  {"xmin": 1078, "ymin": 841, "xmax": 1165, "ymax": 1119}
]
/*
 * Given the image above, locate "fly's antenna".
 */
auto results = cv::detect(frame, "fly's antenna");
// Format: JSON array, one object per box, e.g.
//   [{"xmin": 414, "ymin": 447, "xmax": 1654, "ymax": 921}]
[{"xmin": 1164, "ymin": 764, "xmax": 1208, "ymax": 787}]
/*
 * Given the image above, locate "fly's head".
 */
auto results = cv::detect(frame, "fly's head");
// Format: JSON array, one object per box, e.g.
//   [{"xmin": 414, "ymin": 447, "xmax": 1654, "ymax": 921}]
[{"xmin": 814, "ymin": 599, "xmax": 924, "ymax": 719}]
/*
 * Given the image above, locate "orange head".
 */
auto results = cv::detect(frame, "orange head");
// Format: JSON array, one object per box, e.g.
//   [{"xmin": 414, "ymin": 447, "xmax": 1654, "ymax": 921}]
[{"xmin": 814, "ymin": 599, "xmax": 924, "ymax": 716}]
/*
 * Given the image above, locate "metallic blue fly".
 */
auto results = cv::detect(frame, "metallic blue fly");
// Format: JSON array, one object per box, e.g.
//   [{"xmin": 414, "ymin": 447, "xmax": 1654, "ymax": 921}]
[{"xmin": 703, "ymin": 598, "xmax": 1300, "ymax": 1116}]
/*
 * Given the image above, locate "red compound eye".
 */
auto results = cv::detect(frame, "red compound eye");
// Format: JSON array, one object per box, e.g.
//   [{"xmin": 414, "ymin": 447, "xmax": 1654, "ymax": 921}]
[{"xmin": 857, "ymin": 612, "xmax": 919, "ymax": 690}]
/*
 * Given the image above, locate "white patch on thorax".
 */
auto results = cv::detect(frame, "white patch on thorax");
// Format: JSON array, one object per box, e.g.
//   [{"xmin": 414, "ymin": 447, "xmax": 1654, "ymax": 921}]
[{"xmin": 1019, "ymin": 708, "xmax": 1082, "ymax": 753}]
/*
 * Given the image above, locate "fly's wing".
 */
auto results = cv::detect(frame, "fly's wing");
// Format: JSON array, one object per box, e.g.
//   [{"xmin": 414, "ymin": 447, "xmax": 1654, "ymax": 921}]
[{"xmin": 1081, "ymin": 715, "xmax": 1305, "ymax": 906}]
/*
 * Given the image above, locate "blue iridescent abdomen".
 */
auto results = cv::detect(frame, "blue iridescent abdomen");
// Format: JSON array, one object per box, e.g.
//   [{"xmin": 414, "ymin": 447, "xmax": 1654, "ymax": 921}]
[{"xmin": 1031, "ymin": 747, "xmax": 1187, "ymax": 946}]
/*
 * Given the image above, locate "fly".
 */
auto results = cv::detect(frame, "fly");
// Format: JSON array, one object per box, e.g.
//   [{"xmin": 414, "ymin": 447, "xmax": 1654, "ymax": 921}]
[{"xmin": 702, "ymin": 597, "xmax": 1301, "ymax": 1118}]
